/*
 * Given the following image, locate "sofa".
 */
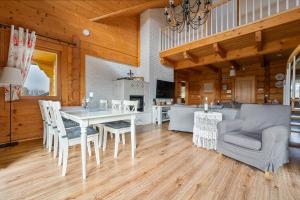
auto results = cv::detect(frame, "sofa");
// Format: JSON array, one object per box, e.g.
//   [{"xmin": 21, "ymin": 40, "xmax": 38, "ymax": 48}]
[
  {"xmin": 168, "ymin": 104, "xmax": 239, "ymax": 132},
  {"xmin": 217, "ymin": 104, "xmax": 291, "ymax": 173}
]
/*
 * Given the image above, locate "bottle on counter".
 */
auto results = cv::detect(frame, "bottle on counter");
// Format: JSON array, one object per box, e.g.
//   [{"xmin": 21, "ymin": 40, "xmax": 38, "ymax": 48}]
[{"xmin": 204, "ymin": 97, "xmax": 209, "ymax": 113}]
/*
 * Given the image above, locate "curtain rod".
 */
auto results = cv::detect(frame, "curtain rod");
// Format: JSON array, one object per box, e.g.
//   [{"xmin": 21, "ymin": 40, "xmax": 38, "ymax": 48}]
[{"xmin": 0, "ymin": 23, "xmax": 76, "ymax": 47}]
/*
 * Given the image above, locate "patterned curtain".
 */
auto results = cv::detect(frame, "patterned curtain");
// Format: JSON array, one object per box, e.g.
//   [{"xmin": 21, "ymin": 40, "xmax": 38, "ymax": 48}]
[{"xmin": 5, "ymin": 25, "xmax": 36, "ymax": 101}]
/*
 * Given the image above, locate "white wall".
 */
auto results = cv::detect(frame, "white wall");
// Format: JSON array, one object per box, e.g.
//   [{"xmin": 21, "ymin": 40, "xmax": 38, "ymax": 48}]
[
  {"xmin": 85, "ymin": 55, "xmax": 138, "ymax": 101},
  {"xmin": 140, "ymin": 9, "xmax": 174, "ymax": 107}
]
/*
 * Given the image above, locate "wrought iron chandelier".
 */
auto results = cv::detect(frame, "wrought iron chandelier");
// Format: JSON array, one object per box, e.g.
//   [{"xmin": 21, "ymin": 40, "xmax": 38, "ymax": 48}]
[{"xmin": 164, "ymin": 0, "xmax": 211, "ymax": 32}]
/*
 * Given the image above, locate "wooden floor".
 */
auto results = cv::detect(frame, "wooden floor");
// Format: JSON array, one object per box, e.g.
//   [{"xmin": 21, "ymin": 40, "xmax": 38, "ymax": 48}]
[{"xmin": 1, "ymin": 124, "xmax": 300, "ymax": 200}]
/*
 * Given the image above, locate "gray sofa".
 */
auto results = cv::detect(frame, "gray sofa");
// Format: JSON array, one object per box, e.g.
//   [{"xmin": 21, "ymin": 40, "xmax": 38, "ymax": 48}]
[
  {"xmin": 168, "ymin": 105, "xmax": 239, "ymax": 132},
  {"xmin": 217, "ymin": 104, "xmax": 291, "ymax": 173}
]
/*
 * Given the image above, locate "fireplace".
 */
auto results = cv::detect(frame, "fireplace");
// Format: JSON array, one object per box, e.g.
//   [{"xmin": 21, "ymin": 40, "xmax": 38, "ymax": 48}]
[{"xmin": 130, "ymin": 95, "xmax": 144, "ymax": 112}]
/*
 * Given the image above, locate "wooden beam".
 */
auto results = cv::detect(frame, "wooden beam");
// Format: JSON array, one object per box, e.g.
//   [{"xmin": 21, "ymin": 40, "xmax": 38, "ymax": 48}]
[
  {"xmin": 183, "ymin": 51, "xmax": 198, "ymax": 63},
  {"xmin": 160, "ymin": 57, "xmax": 175, "ymax": 67},
  {"xmin": 255, "ymin": 31, "xmax": 263, "ymax": 51},
  {"xmin": 213, "ymin": 43, "xmax": 226, "ymax": 58},
  {"xmin": 206, "ymin": 64, "xmax": 219, "ymax": 73},
  {"xmin": 173, "ymin": 34, "xmax": 300, "ymax": 69},
  {"xmin": 160, "ymin": 7, "xmax": 300, "ymax": 58},
  {"xmin": 90, "ymin": 0, "xmax": 169, "ymax": 22}
]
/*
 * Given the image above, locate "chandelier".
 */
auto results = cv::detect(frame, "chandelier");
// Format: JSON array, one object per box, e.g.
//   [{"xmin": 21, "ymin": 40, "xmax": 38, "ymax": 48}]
[{"xmin": 164, "ymin": 0, "xmax": 211, "ymax": 32}]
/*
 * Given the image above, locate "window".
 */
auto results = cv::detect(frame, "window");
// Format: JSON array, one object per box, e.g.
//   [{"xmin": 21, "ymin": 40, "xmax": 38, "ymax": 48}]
[{"xmin": 22, "ymin": 49, "xmax": 57, "ymax": 96}]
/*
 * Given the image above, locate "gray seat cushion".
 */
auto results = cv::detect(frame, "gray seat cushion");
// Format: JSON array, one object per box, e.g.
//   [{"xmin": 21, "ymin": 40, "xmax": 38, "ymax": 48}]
[
  {"xmin": 104, "ymin": 120, "xmax": 131, "ymax": 129},
  {"xmin": 224, "ymin": 131, "xmax": 262, "ymax": 150},
  {"xmin": 63, "ymin": 127, "xmax": 97, "ymax": 139},
  {"xmin": 63, "ymin": 118, "xmax": 79, "ymax": 128}
]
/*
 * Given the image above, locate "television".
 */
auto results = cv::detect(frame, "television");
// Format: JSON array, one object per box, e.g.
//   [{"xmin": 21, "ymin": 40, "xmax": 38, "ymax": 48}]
[{"xmin": 156, "ymin": 80, "xmax": 175, "ymax": 98}]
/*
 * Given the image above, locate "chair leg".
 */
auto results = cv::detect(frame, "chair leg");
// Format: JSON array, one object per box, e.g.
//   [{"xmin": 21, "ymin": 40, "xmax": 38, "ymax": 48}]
[
  {"xmin": 103, "ymin": 129, "xmax": 108, "ymax": 151},
  {"xmin": 53, "ymin": 134, "xmax": 59, "ymax": 158},
  {"xmin": 114, "ymin": 132, "xmax": 120, "ymax": 159},
  {"xmin": 43, "ymin": 123, "xmax": 46, "ymax": 146},
  {"xmin": 62, "ymin": 144, "xmax": 69, "ymax": 176},
  {"xmin": 45, "ymin": 126, "xmax": 49, "ymax": 148},
  {"xmin": 48, "ymin": 133, "xmax": 53, "ymax": 153},
  {"xmin": 87, "ymin": 141, "xmax": 92, "ymax": 157},
  {"xmin": 122, "ymin": 133, "xmax": 125, "ymax": 145},
  {"xmin": 94, "ymin": 135, "xmax": 100, "ymax": 165},
  {"xmin": 110, "ymin": 132, "xmax": 113, "ymax": 139},
  {"xmin": 99, "ymin": 127, "xmax": 103, "ymax": 149},
  {"xmin": 58, "ymin": 140, "xmax": 63, "ymax": 166},
  {"xmin": 264, "ymin": 171, "xmax": 272, "ymax": 180}
]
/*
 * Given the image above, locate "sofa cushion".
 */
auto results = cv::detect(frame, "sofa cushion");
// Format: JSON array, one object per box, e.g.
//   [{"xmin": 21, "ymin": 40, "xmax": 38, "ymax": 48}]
[{"xmin": 223, "ymin": 131, "xmax": 262, "ymax": 150}]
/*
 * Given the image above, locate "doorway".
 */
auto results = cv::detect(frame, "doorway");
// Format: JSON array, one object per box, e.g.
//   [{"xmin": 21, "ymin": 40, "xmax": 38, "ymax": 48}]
[{"xmin": 235, "ymin": 76, "xmax": 256, "ymax": 103}]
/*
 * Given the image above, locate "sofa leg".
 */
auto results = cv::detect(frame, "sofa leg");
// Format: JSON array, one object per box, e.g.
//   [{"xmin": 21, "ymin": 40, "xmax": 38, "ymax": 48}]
[{"xmin": 264, "ymin": 171, "xmax": 272, "ymax": 180}]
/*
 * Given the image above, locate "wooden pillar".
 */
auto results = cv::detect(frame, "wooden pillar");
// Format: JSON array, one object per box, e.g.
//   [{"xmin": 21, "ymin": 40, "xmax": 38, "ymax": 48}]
[{"xmin": 72, "ymin": 35, "xmax": 81, "ymax": 105}]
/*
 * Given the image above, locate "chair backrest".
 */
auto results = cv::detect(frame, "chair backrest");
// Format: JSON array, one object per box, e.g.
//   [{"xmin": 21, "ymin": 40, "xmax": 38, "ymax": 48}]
[
  {"xmin": 99, "ymin": 99, "xmax": 108, "ymax": 110},
  {"xmin": 123, "ymin": 100, "xmax": 138, "ymax": 112},
  {"xmin": 41, "ymin": 101, "xmax": 52, "ymax": 126},
  {"xmin": 239, "ymin": 104, "xmax": 291, "ymax": 133},
  {"xmin": 38, "ymin": 100, "xmax": 45, "ymax": 121},
  {"xmin": 112, "ymin": 100, "xmax": 122, "ymax": 112},
  {"xmin": 50, "ymin": 101, "xmax": 67, "ymax": 137}
]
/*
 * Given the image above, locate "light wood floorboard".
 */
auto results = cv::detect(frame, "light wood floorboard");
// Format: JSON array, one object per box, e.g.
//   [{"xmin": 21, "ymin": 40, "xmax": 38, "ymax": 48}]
[{"xmin": 0, "ymin": 124, "xmax": 300, "ymax": 200}]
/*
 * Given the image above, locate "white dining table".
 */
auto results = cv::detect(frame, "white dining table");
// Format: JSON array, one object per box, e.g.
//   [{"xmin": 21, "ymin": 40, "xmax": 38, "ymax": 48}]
[{"xmin": 60, "ymin": 106, "xmax": 138, "ymax": 180}]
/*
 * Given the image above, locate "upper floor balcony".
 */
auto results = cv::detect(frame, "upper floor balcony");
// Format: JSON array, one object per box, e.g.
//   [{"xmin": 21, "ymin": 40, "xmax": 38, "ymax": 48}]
[{"xmin": 160, "ymin": 0, "xmax": 300, "ymax": 52}]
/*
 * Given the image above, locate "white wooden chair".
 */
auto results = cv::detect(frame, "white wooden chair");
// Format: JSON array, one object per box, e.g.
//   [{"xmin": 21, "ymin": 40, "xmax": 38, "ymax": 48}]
[
  {"xmin": 94, "ymin": 99, "xmax": 109, "ymax": 148},
  {"xmin": 100, "ymin": 100, "xmax": 122, "ymax": 150},
  {"xmin": 103, "ymin": 100, "xmax": 138, "ymax": 159},
  {"xmin": 50, "ymin": 101, "xmax": 100, "ymax": 176},
  {"xmin": 45, "ymin": 101, "xmax": 81, "ymax": 158},
  {"xmin": 41, "ymin": 101, "xmax": 57, "ymax": 153},
  {"xmin": 38, "ymin": 100, "xmax": 48, "ymax": 147},
  {"xmin": 99, "ymin": 99, "xmax": 108, "ymax": 110}
]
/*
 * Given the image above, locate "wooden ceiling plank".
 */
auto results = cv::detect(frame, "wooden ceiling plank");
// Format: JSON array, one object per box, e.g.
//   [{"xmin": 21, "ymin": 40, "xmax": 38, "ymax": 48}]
[
  {"xmin": 90, "ymin": 0, "xmax": 167, "ymax": 22},
  {"xmin": 213, "ymin": 43, "xmax": 226, "ymax": 58},
  {"xmin": 183, "ymin": 51, "xmax": 198, "ymax": 63}
]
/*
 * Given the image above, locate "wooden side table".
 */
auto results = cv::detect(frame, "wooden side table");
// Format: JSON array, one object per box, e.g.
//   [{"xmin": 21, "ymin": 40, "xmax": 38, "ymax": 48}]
[{"xmin": 193, "ymin": 111, "xmax": 222, "ymax": 150}]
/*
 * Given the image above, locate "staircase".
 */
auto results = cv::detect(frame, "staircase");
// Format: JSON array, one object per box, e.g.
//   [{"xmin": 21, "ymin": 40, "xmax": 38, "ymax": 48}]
[
  {"xmin": 290, "ymin": 99, "xmax": 300, "ymax": 147},
  {"xmin": 286, "ymin": 44, "xmax": 300, "ymax": 147}
]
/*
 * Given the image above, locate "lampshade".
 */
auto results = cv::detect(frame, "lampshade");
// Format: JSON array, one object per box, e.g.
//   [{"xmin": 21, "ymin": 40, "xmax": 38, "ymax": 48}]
[
  {"xmin": 0, "ymin": 67, "xmax": 23, "ymax": 86},
  {"xmin": 229, "ymin": 66, "xmax": 236, "ymax": 77}
]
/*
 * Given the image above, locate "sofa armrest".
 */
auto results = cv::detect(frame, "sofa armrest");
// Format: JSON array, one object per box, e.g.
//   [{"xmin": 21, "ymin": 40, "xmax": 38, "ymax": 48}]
[
  {"xmin": 217, "ymin": 119, "xmax": 243, "ymax": 136},
  {"xmin": 262, "ymin": 125, "xmax": 289, "ymax": 149}
]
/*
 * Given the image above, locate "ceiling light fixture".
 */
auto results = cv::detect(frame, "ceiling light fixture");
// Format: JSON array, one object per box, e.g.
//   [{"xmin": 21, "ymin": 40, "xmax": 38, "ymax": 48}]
[
  {"xmin": 229, "ymin": 66, "xmax": 236, "ymax": 77},
  {"xmin": 164, "ymin": 0, "xmax": 211, "ymax": 32},
  {"xmin": 82, "ymin": 29, "xmax": 90, "ymax": 37}
]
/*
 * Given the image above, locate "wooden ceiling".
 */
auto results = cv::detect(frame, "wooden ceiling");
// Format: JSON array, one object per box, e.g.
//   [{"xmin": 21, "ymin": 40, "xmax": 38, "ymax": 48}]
[
  {"xmin": 160, "ymin": 7, "xmax": 300, "ymax": 72},
  {"xmin": 0, "ymin": 0, "xmax": 171, "ymax": 66}
]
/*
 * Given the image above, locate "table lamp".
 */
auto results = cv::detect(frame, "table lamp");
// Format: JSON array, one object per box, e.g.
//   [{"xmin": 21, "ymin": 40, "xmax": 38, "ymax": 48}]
[{"xmin": 0, "ymin": 67, "xmax": 23, "ymax": 148}]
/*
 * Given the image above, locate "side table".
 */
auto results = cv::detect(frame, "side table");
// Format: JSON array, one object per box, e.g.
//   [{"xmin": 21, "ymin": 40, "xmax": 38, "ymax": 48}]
[{"xmin": 193, "ymin": 111, "xmax": 222, "ymax": 150}]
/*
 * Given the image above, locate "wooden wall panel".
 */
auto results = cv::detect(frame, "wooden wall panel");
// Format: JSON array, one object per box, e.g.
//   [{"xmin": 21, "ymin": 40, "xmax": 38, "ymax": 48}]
[
  {"xmin": 175, "ymin": 60, "xmax": 286, "ymax": 105},
  {"xmin": 0, "ymin": 0, "xmax": 139, "ymax": 66},
  {"xmin": 0, "ymin": 28, "xmax": 79, "ymax": 143}
]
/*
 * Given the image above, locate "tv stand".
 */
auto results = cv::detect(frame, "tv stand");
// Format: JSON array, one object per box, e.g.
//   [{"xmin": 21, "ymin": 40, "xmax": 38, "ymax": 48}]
[{"xmin": 152, "ymin": 105, "xmax": 171, "ymax": 125}]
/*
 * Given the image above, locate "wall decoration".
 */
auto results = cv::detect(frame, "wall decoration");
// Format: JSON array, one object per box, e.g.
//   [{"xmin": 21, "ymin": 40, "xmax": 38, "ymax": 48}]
[
  {"xmin": 222, "ymin": 84, "xmax": 227, "ymax": 91},
  {"xmin": 275, "ymin": 73, "xmax": 285, "ymax": 81},
  {"xmin": 203, "ymin": 82, "xmax": 214, "ymax": 93},
  {"xmin": 275, "ymin": 81, "xmax": 284, "ymax": 88}
]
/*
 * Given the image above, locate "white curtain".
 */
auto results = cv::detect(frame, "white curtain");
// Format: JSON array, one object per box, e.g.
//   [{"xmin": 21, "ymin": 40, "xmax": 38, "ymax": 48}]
[{"xmin": 5, "ymin": 25, "xmax": 36, "ymax": 101}]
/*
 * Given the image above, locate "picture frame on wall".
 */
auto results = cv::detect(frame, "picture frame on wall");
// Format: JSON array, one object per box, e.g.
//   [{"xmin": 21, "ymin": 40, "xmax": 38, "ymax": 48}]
[{"xmin": 203, "ymin": 82, "xmax": 214, "ymax": 93}]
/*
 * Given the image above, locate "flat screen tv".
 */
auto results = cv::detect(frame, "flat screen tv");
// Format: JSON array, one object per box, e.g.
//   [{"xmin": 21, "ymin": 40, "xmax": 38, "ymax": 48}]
[{"xmin": 156, "ymin": 80, "xmax": 175, "ymax": 98}]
